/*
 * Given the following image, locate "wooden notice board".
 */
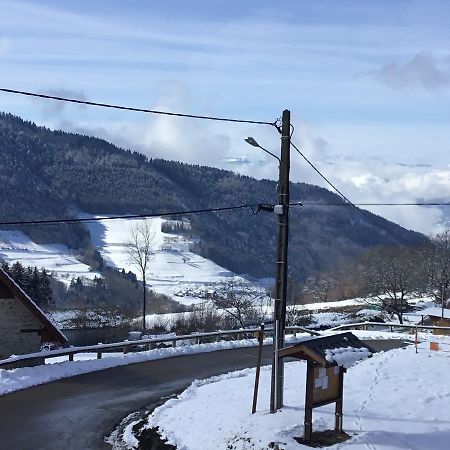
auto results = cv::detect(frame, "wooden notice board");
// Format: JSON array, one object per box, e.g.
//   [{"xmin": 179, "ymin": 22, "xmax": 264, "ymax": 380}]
[{"xmin": 312, "ymin": 366, "xmax": 341, "ymax": 406}]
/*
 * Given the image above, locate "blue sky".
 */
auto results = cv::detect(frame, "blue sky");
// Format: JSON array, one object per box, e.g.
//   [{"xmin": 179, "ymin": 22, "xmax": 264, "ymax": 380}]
[{"xmin": 1, "ymin": 0, "xmax": 450, "ymax": 233}]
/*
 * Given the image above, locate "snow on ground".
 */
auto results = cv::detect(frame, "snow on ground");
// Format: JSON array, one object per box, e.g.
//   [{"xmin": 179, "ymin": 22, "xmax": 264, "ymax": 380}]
[
  {"xmin": 296, "ymin": 297, "xmax": 367, "ymax": 311},
  {"xmin": 0, "ymin": 333, "xmax": 312, "ymax": 396},
  {"xmin": 47, "ymin": 308, "xmax": 130, "ymax": 329},
  {"xmin": 0, "ymin": 229, "xmax": 100, "ymax": 284},
  {"xmin": 414, "ymin": 306, "xmax": 450, "ymax": 319},
  {"xmin": 81, "ymin": 214, "xmax": 257, "ymax": 305},
  {"xmin": 0, "ymin": 215, "xmax": 264, "ymax": 302},
  {"xmin": 127, "ymin": 334, "xmax": 450, "ymax": 450}
]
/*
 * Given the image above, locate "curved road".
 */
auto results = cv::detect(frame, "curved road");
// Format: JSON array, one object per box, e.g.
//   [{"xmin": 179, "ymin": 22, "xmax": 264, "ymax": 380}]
[{"xmin": 0, "ymin": 340, "xmax": 406, "ymax": 449}]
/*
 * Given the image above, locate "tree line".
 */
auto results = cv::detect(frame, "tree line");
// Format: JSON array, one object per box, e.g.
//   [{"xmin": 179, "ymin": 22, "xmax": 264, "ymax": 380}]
[
  {"xmin": 292, "ymin": 230, "xmax": 450, "ymax": 323},
  {"xmin": 0, "ymin": 259, "xmax": 187, "ymax": 316},
  {"xmin": 1, "ymin": 261, "xmax": 52, "ymax": 308}
]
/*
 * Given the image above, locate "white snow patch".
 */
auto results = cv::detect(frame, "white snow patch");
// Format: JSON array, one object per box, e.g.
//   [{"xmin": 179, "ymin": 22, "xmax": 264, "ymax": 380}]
[
  {"xmin": 80, "ymin": 214, "xmax": 257, "ymax": 305},
  {"xmin": 324, "ymin": 346, "xmax": 371, "ymax": 368},
  {"xmin": 0, "ymin": 229, "xmax": 100, "ymax": 284},
  {"xmin": 416, "ymin": 306, "xmax": 450, "ymax": 320},
  {"xmin": 127, "ymin": 334, "xmax": 450, "ymax": 450}
]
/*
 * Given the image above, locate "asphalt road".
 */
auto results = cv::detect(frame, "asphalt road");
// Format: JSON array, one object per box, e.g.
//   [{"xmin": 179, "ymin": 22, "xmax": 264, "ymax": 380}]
[{"xmin": 0, "ymin": 339, "xmax": 407, "ymax": 450}]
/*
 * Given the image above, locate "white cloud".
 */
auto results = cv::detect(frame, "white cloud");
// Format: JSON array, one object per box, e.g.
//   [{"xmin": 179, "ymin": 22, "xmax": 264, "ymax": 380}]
[{"xmin": 319, "ymin": 160, "xmax": 449, "ymax": 234}]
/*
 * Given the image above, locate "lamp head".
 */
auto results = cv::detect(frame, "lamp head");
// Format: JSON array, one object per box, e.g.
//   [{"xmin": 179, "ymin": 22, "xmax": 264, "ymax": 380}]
[{"xmin": 244, "ymin": 137, "xmax": 260, "ymax": 148}]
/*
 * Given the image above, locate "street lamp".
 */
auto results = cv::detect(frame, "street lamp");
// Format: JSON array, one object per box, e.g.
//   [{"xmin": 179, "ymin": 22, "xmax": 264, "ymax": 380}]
[
  {"xmin": 245, "ymin": 109, "xmax": 291, "ymax": 412},
  {"xmin": 244, "ymin": 137, "xmax": 281, "ymax": 163}
]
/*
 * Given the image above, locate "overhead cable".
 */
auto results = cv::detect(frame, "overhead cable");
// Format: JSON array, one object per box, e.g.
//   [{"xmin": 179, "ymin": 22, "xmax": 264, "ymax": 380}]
[
  {"xmin": 0, "ymin": 204, "xmax": 262, "ymax": 227},
  {"xmin": 0, "ymin": 88, "xmax": 277, "ymax": 127}
]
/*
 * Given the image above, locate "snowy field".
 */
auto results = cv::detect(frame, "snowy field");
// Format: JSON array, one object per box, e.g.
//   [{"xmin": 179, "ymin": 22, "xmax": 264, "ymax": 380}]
[
  {"xmin": 124, "ymin": 333, "xmax": 450, "ymax": 450},
  {"xmin": 0, "ymin": 215, "xmax": 264, "ymax": 304},
  {"xmin": 0, "ymin": 229, "xmax": 100, "ymax": 284},
  {"xmin": 81, "ymin": 214, "xmax": 255, "ymax": 305}
]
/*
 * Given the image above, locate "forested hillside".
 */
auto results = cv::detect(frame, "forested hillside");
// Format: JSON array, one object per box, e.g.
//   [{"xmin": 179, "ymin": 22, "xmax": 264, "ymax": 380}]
[{"xmin": 0, "ymin": 112, "xmax": 426, "ymax": 280}]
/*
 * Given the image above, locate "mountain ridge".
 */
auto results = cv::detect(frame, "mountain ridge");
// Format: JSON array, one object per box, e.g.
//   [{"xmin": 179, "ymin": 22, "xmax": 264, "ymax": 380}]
[{"xmin": 0, "ymin": 111, "xmax": 427, "ymax": 280}]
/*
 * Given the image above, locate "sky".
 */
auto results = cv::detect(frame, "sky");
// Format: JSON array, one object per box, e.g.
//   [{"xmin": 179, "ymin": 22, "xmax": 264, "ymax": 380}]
[{"xmin": 1, "ymin": 0, "xmax": 450, "ymax": 234}]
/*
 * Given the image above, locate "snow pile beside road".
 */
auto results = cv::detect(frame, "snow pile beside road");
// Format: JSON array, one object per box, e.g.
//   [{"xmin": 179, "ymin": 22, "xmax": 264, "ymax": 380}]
[
  {"xmin": 0, "ymin": 333, "xmax": 311, "ymax": 396},
  {"xmin": 130, "ymin": 336, "xmax": 450, "ymax": 450},
  {"xmin": 325, "ymin": 346, "xmax": 371, "ymax": 368}
]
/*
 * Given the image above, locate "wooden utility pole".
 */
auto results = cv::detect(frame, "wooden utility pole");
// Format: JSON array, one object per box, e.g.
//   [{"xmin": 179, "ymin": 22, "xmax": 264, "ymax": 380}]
[{"xmin": 270, "ymin": 109, "xmax": 291, "ymax": 413}]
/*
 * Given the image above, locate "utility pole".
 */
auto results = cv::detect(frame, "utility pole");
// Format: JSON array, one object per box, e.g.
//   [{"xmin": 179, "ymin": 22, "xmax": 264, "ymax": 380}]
[{"xmin": 270, "ymin": 109, "xmax": 291, "ymax": 413}]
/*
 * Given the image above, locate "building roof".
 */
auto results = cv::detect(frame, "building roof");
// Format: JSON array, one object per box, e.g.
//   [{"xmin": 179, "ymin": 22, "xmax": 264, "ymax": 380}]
[
  {"xmin": 279, "ymin": 332, "xmax": 374, "ymax": 368},
  {"xmin": 0, "ymin": 267, "xmax": 67, "ymax": 344},
  {"xmin": 419, "ymin": 307, "xmax": 450, "ymax": 320}
]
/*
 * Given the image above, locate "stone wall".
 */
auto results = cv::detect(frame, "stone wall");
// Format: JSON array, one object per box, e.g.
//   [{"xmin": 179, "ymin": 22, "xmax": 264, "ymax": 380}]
[{"xmin": 0, "ymin": 297, "xmax": 43, "ymax": 359}]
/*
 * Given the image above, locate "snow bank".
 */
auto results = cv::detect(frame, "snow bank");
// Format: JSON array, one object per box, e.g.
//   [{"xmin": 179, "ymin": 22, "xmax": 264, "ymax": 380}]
[{"xmin": 127, "ymin": 334, "xmax": 450, "ymax": 450}]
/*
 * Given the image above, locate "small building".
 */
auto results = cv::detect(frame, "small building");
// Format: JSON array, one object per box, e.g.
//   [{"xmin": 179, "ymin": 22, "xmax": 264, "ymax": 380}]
[
  {"xmin": 0, "ymin": 267, "xmax": 67, "ymax": 360},
  {"xmin": 419, "ymin": 307, "xmax": 450, "ymax": 335}
]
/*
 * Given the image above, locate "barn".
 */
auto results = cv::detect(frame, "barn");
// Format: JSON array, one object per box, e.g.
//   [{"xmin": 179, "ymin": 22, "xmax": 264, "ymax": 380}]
[{"xmin": 0, "ymin": 267, "xmax": 67, "ymax": 360}]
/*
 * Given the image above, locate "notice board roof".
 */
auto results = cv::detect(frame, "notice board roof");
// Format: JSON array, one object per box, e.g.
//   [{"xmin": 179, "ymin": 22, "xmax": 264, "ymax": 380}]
[{"xmin": 279, "ymin": 332, "xmax": 374, "ymax": 367}]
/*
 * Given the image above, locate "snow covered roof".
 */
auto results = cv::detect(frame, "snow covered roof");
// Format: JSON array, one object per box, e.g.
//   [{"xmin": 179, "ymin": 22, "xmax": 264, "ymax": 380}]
[
  {"xmin": 0, "ymin": 268, "xmax": 67, "ymax": 344},
  {"xmin": 418, "ymin": 307, "xmax": 450, "ymax": 320},
  {"xmin": 325, "ymin": 346, "xmax": 371, "ymax": 368},
  {"xmin": 279, "ymin": 332, "xmax": 373, "ymax": 368}
]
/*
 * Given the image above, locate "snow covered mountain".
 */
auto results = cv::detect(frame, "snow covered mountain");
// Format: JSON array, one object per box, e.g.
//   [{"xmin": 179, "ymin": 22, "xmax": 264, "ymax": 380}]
[{"xmin": 0, "ymin": 112, "xmax": 427, "ymax": 283}]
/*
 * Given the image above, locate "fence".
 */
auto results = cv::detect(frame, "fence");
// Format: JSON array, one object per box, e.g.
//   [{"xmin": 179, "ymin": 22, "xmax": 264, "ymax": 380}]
[
  {"xmin": 329, "ymin": 321, "xmax": 450, "ymax": 333},
  {"xmin": 0, "ymin": 325, "xmax": 318, "ymax": 370}
]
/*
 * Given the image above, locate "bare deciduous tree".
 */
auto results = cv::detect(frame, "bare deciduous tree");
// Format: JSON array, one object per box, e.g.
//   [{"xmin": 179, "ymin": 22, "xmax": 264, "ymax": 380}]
[
  {"xmin": 428, "ymin": 231, "xmax": 450, "ymax": 317},
  {"xmin": 127, "ymin": 220, "xmax": 156, "ymax": 332},
  {"xmin": 210, "ymin": 282, "xmax": 270, "ymax": 329},
  {"xmin": 359, "ymin": 246, "xmax": 424, "ymax": 323}
]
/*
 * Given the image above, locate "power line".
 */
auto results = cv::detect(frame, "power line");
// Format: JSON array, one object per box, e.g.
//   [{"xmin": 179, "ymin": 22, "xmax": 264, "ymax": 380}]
[
  {"xmin": 290, "ymin": 141, "xmax": 356, "ymax": 206},
  {"xmin": 0, "ymin": 88, "xmax": 277, "ymax": 127},
  {"xmin": 300, "ymin": 202, "xmax": 450, "ymax": 206},
  {"xmin": 290, "ymin": 140, "xmax": 406, "ymax": 239},
  {"xmin": 0, "ymin": 204, "xmax": 262, "ymax": 227}
]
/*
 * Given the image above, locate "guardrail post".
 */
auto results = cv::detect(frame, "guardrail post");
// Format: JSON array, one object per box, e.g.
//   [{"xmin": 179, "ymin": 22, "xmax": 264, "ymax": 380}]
[
  {"xmin": 123, "ymin": 345, "xmax": 129, "ymax": 354},
  {"xmin": 172, "ymin": 340, "xmax": 177, "ymax": 348},
  {"xmin": 69, "ymin": 353, "xmax": 74, "ymax": 362},
  {"xmin": 97, "ymin": 352, "xmax": 102, "ymax": 359}
]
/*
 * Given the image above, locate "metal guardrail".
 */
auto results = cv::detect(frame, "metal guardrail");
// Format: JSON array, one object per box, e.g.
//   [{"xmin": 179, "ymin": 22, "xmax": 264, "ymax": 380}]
[
  {"xmin": 329, "ymin": 321, "xmax": 450, "ymax": 333},
  {"xmin": 0, "ymin": 325, "xmax": 319, "ymax": 369}
]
